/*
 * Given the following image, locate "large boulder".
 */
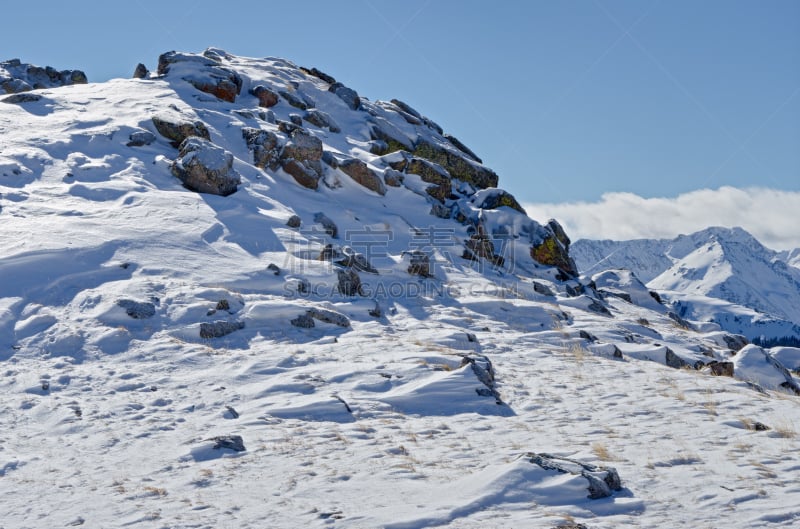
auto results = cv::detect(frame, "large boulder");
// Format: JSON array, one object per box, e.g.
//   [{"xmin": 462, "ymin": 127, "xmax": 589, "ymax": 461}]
[
  {"xmin": 157, "ymin": 50, "xmax": 242, "ymax": 103},
  {"xmin": 329, "ymin": 82, "xmax": 360, "ymax": 110},
  {"xmin": 171, "ymin": 137, "xmax": 241, "ymax": 196},
  {"xmin": 280, "ymin": 129, "xmax": 323, "ymax": 189},
  {"xmin": 338, "ymin": 158, "xmax": 386, "ymax": 195},
  {"xmin": 303, "ymin": 109, "xmax": 340, "ymax": 133},
  {"xmin": 152, "ymin": 116, "xmax": 210, "ymax": 147},
  {"xmin": 249, "ymin": 85, "xmax": 279, "ymax": 108}
]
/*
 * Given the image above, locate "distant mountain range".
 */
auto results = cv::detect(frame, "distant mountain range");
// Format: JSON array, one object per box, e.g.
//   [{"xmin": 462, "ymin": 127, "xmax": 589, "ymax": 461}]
[{"xmin": 572, "ymin": 227, "xmax": 800, "ymax": 342}]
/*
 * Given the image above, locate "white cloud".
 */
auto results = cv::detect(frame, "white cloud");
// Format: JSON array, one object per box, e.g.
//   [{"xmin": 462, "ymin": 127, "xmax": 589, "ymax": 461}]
[{"xmin": 524, "ymin": 187, "xmax": 800, "ymax": 251}]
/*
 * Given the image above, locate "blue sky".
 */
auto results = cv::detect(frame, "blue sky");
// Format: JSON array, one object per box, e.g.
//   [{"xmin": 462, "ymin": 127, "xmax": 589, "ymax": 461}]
[{"xmin": 2, "ymin": 1, "xmax": 798, "ymax": 244}]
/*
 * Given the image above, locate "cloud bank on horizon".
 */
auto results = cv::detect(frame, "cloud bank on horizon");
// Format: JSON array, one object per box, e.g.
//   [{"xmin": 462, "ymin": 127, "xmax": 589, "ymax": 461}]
[{"xmin": 525, "ymin": 187, "xmax": 800, "ymax": 251}]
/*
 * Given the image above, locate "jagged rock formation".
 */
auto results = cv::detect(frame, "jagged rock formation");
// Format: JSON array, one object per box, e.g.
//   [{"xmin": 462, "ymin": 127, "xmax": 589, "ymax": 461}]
[{"xmin": 1, "ymin": 59, "xmax": 87, "ymax": 94}]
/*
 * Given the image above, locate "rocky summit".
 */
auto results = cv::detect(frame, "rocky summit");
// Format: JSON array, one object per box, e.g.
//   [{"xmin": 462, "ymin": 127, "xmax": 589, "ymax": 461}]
[{"xmin": 0, "ymin": 49, "xmax": 799, "ymax": 529}]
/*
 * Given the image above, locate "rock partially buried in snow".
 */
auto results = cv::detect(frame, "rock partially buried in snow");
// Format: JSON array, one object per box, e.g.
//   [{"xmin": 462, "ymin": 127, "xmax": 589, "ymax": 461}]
[
  {"xmin": 117, "ymin": 299, "xmax": 156, "ymax": 319},
  {"xmin": 151, "ymin": 116, "xmax": 210, "ymax": 147},
  {"xmin": 158, "ymin": 50, "xmax": 242, "ymax": 103},
  {"xmin": 171, "ymin": 137, "xmax": 241, "ymax": 196},
  {"xmin": 200, "ymin": 320, "xmax": 245, "ymax": 339},
  {"xmin": 527, "ymin": 453, "xmax": 622, "ymax": 499},
  {"xmin": 242, "ymin": 127, "xmax": 280, "ymax": 170},
  {"xmin": 211, "ymin": 435, "xmax": 246, "ymax": 452},
  {"xmin": 0, "ymin": 58, "xmax": 87, "ymax": 94}
]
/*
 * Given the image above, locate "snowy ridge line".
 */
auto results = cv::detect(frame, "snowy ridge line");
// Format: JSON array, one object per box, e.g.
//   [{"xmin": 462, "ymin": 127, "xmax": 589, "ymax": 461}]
[{"xmin": 1, "ymin": 48, "xmax": 799, "ymax": 529}]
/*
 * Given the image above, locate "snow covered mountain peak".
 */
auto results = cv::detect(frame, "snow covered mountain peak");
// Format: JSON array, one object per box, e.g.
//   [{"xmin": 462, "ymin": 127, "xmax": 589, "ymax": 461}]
[
  {"xmin": 1, "ymin": 49, "xmax": 799, "ymax": 528},
  {"xmin": 573, "ymin": 226, "xmax": 800, "ymax": 341}
]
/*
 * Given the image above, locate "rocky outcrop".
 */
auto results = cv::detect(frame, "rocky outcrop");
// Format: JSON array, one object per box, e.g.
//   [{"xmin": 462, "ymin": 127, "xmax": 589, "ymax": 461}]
[
  {"xmin": 151, "ymin": 116, "xmax": 210, "ymax": 147},
  {"xmin": 171, "ymin": 137, "xmax": 241, "ymax": 196},
  {"xmin": 527, "ymin": 453, "xmax": 622, "ymax": 499},
  {"xmin": 405, "ymin": 157, "xmax": 451, "ymax": 202},
  {"xmin": 338, "ymin": 158, "xmax": 386, "ymax": 195},
  {"xmin": 460, "ymin": 354, "xmax": 503, "ymax": 404},
  {"xmin": 300, "ymin": 66, "xmax": 336, "ymax": 84},
  {"xmin": 412, "ymin": 138, "xmax": 498, "ymax": 189},
  {"xmin": 336, "ymin": 249, "xmax": 379, "ymax": 274},
  {"xmin": 473, "ymin": 189, "xmax": 526, "ymax": 214},
  {"xmin": 132, "ymin": 63, "xmax": 149, "ymax": 79},
  {"xmin": 443, "ymin": 133, "xmax": 482, "ymax": 163},
  {"xmin": 242, "ymin": 127, "xmax": 280, "ymax": 169},
  {"xmin": 0, "ymin": 59, "xmax": 87, "ymax": 94},
  {"xmin": 530, "ymin": 220, "xmax": 578, "ymax": 278},
  {"xmin": 157, "ymin": 50, "xmax": 242, "ymax": 103}
]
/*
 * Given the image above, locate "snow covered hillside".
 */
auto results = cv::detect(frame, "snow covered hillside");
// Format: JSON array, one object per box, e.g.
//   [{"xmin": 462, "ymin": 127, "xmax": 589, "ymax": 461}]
[
  {"xmin": 572, "ymin": 228, "xmax": 800, "ymax": 342},
  {"xmin": 1, "ymin": 50, "xmax": 799, "ymax": 529}
]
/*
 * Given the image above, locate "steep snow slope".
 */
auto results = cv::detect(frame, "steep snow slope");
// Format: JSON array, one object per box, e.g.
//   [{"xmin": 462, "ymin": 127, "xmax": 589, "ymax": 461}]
[
  {"xmin": 573, "ymin": 228, "xmax": 800, "ymax": 340},
  {"xmin": 1, "ymin": 50, "xmax": 799, "ymax": 529}
]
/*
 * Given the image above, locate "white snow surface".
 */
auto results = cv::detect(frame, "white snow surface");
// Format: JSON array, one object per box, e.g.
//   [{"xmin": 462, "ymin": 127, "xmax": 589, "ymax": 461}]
[{"xmin": 1, "ymin": 49, "xmax": 799, "ymax": 529}]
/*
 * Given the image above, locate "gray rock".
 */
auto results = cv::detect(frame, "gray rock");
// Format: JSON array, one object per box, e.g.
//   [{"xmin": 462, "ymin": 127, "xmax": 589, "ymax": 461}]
[
  {"xmin": 157, "ymin": 50, "xmax": 241, "ymax": 102},
  {"xmin": 300, "ymin": 66, "xmax": 336, "ymax": 84},
  {"xmin": 337, "ymin": 268, "xmax": 363, "ymax": 296},
  {"xmin": 405, "ymin": 250, "xmax": 432, "ymax": 278},
  {"xmin": 282, "ymin": 129, "xmax": 323, "ymax": 162},
  {"xmin": 126, "ymin": 130, "xmax": 156, "ymax": 147},
  {"xmin": 723, "ymin": 334, "xmax": 749, "ymax": 352},
  {"xmin": 267, "ymin": 263, "xmax": 281, "ymax": 275},
  {"xmin": 338, "ymin": 158, "xmax": 386, "ymax": 195},
  {"xmin": 211, "ymin": 435, "xmax": 245, "ymax": 452},
  {"xmin": 667, "ymin": 311, "xmax": 694, "ymax": 330},
  {"xmin": 133, "ymin": 63, "xmax": 149, "ymax": 79},
  {"xmin": 2, "ymin": 93, "xmax": 42, "ymax": 104},
  {"xmin": 151, "ymin": 116, "xmax": 210, "ymax": 147},
  {"xmin": 475, "ymin": 190, "xmax": 526, "ymax": 214},
  {"xmin": 307, "ymin": 307, "xmax": 350, "ymax": 327},
  {"xmin": 330, "ymin": 83, "xmax": 361, "ymax": 110},
  {"xmin": 336, "ymin": 250, "xmax": 379, "ymax": 274},
  {"xmin": 460, "ymin": 354, "xmax": 503, "ymax": 404},
  {"xmin": 286, "ymin": 215, "xmax": 302, "ymax": 228},
  {"xmin": 304, "ymin": 109, "xmax": 341, "ymax": 133},
  {"xmin": 291, "ymin": 314, "xmax": 315, "ymax": 328},
  {"xmin": 279, "ymin": 90, "xmax": 309, "ymax": 110},
  {"xmin": 117, "ymin": 299, "xmax": 156, "ymax": 319},
  {"xmin": 200, "ymin": 320, "xmax": 245, "ymax": 339},
  {"xmin": 242, "ymin": 127, "xmax": 280, "ymax": 169},
  {"xmin": 319, "ymin": 244, "xmax": 341, "ymax": 261},
  {"xmin": 314, "ymin": 212, "xmax": 338, "ymax": 238},
  {"xmin": 527, "ymin": 453, "xmax": 622, "ymax": 500},
  {"xmin": 533, "ymin": 282, "xmax": 555, "ymax": 297},
  {"xmin": 171, "ymin": 137, "xmax": 241, "ymax": 196},
  {"xmin": 389, "ymin": 99, "xmax": 422, "ymax": 120},
  {"xmin": 289, "ymin": 113, "xmax": 303, "ymax": 126}
]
